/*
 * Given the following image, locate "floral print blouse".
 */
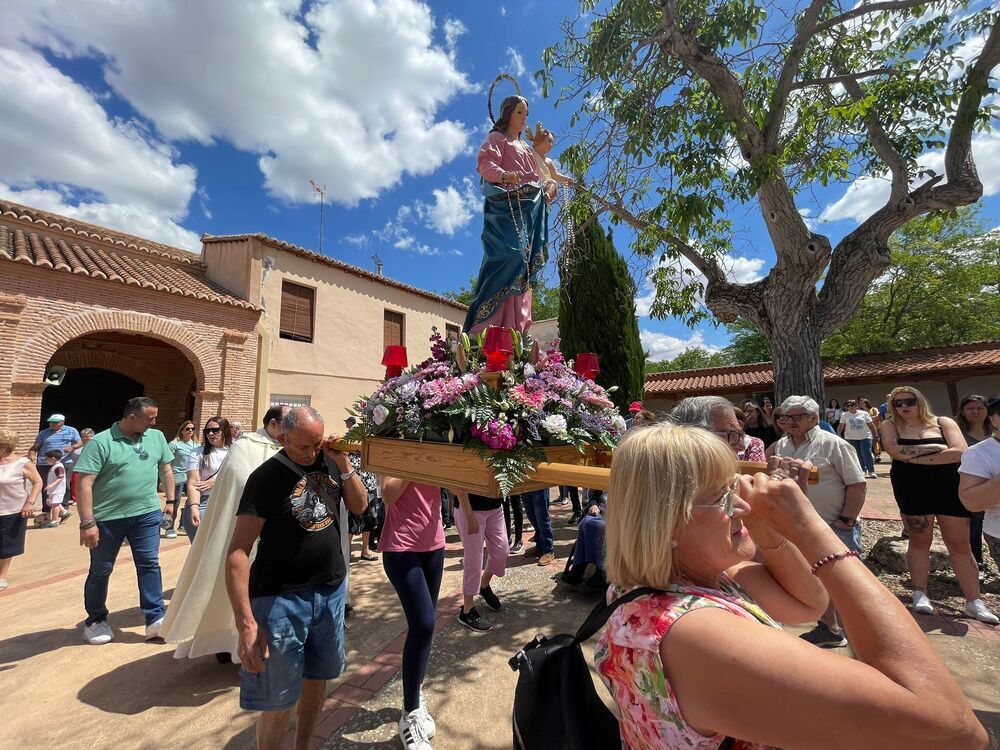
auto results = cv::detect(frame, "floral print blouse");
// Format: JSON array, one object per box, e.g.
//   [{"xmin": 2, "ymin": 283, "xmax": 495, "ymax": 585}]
[{"xmin": 595, "ymin": 577, "xmax": 780, "ymax": 749}]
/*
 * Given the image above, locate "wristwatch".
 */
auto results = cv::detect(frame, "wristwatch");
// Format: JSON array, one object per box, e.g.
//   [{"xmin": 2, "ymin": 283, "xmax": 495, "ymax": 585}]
[
  {"xmin": 837, "ymin": 515, "xmax": 856, "ymax": 527},
  {"xmin": 340, "ymin": 468, "xmax": 358, "ymax": 482}
]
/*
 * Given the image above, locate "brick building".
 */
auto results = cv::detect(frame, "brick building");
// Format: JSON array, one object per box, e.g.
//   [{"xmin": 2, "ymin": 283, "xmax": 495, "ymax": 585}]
[{"xmin": 0, "ymin": 200, "xmax": 261, "ymax": 444}]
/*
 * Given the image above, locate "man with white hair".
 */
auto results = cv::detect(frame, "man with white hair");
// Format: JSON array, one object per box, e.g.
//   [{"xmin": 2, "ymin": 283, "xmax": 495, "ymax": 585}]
[{"xmin": 771, "ymin": 395, "xmax": 867, "ymax": 648}]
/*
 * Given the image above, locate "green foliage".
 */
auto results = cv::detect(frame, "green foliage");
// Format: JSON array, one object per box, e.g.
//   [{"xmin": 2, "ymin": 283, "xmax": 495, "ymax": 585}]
[
  {"xmin": 822, "ymin": 210, "xmax": 1000, "ymax": 358},
  {"xmin": 645, "ymin": 346, "xmax": 730, "ymax": 374},
  {"xmin": 541, "ymin": 0, "xmax": 1000, "ymax": 338},
  {"xmin": 723, "ymin": 319, "xmax": 773, "ymax": 364},
  {"xmin": 559, "ymin": 216, "xmax": 645, "ymax": 412},
  {"xmin": 444, "ymin": 275, "xmax": 560, "ymax": 321}
]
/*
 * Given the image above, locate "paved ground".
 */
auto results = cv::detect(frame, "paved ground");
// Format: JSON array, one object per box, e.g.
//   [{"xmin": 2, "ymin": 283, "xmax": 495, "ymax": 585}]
[{"xmin": 1, "ymin": 486, "xmax": 997, "ymax": 750}]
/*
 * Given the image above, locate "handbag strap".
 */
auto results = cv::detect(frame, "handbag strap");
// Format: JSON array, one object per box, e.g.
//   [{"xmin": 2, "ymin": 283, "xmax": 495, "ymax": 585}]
[{"xmin": 574, "ymin": 586, "xmax": 665, "ymax": 644}]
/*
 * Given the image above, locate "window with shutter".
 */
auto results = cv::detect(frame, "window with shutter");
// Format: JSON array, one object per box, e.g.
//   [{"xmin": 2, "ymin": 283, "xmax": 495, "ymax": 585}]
[
  {"xmin": 384, "ymin": 310, "xmax": 404, "ymax": 349},
  {"xmin": 280, "ymin": 281, "xmax": 315, "ymax": 343}
]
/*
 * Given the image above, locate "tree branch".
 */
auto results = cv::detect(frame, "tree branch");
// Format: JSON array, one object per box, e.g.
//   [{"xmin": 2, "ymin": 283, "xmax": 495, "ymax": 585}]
[
  {"xmin": 840, "ymin": 72, "xmax": 910, "ymax": 205},
  {"xmin": 810, "ymin": 0, "xmax": 939, "ymax": 36},
  {"xmin": 658, "ymin": 0, "xmax": 765, "ymax": 159},
  {"xmin": 763, "ymin": 0, "xmax": 829, "ymax": 150},
  {"xmin": 790, "ymin": 67, "xmax": 898, "ymax": 90}
]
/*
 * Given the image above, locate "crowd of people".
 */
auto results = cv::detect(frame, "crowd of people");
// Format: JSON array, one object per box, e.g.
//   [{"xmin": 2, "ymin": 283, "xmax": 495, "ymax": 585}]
[{"xmin": 1, "ymin": 384, "xmax": 998, "ymax": 749}]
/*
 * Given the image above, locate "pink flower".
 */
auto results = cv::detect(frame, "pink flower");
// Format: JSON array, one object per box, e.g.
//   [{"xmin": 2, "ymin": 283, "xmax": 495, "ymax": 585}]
[{"xmin": 472, "ymin": 419, "xmax": 517, "ymax": 451}]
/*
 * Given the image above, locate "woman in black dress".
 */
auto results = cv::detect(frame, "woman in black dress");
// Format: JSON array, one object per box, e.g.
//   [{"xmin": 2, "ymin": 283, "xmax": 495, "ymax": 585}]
[{"xmin": 881, "ymin": 387, "xmax": 997, "ymax": 623}]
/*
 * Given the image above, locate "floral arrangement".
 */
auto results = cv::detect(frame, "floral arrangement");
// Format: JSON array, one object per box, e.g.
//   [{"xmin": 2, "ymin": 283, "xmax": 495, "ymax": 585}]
[{"xmin": 346, "ymin": 328, "xmax": 627, "ymax": 497}]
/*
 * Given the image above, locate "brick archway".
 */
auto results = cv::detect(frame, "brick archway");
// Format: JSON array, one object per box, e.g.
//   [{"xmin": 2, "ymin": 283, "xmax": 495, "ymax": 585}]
[
  {"xmin": 47, "ymin": 350, "xmax": 161, "ymax": 386},
  {"xmin": 13, "ymin": 310, "xmax": 215, "ymax": 390}
]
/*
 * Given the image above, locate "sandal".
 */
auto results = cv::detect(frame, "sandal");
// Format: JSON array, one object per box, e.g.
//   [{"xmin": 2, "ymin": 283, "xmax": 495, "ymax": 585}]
[{"xmin": 360, "ymin": 552, "xmax": 378, "ymax": 562}]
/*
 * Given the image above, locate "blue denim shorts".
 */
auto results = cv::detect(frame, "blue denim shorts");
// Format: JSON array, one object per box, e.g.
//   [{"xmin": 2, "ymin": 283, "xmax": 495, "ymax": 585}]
[
  {"xmin": 830, "ymin": 520, "xmax": 863, "ymax": 555},
  {"xmin": 239, "ymin": 581, "xmax": 347, "ymax": 711}
]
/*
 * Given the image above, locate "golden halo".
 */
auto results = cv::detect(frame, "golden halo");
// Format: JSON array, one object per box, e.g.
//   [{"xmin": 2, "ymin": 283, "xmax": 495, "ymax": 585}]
[{"xmin": 488, "ymin": 73, "xmax": 522, "ymax": 124}]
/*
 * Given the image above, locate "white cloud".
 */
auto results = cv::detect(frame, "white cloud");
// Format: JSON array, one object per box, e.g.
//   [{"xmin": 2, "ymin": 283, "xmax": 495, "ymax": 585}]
[
  {"xmin": 640, "ymin": 330, "xmax": 721, "ymax": 362},
  {"xmin": 374, "ymin": 204, "xmax": 441, "ymax": 256},
  {"xmin": 0, "ymin": 45, "xmax": 199, "ymax": 248},
  {"xmin": 421, "ymin": 177, "xmax": 478, "ymax": 234},
  {"xmin": 4, "ymin": 0, "xmax": 475, "ymax": 213},
  {"xmin": 506, "ymin": 46, "xmax": 526, "ymax": 77},
  {"xmin": 634, "ymin": 253, "xmax": 766, "ymax": 316},
  {"xmin": 443, "ymin": 17, "xmax": 466, "ymax": 58},
  {"xmin": 500, "ymin": 6, "xmax": 507, "ymax": 17},
  {"xmin": 343, "ymin": 233, "xmax": 369, "ymax": 246},
  {"xmin": 821, "ymin": 133, "xmax": 1000, "ymax": 224}
]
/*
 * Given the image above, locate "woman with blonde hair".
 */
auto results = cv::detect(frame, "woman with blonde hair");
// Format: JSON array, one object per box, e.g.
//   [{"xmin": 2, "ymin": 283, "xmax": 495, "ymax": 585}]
[
  {"xmin": 0, "ymin": 430, "xmax": 43, "ymax": 589},
  {"xmin": 595, "ymin": 422, "xmax": 987, "ymax": 750},
  {"xmin": 880, "ymin": 386, "xmax": 997, "ymax": 623}
]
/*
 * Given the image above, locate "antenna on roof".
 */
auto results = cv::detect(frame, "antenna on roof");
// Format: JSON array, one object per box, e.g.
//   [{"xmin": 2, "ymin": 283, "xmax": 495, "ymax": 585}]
[
  {"xmin": 309, "ymin": 180, "xmax": 326, "ymax": 254},
  {"xmin": 372, "ymin": 253, "xmax": 384, "ymax": 276}
]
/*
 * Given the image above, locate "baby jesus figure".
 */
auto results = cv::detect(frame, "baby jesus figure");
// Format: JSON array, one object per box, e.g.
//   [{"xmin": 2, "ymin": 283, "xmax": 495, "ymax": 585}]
[{"xmin": 525, "ymin": 122, "xmax": 575, "ymax": 204}]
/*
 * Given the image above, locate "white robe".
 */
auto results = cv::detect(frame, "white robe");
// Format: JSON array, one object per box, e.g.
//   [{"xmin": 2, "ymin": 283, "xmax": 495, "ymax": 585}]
[{"xmin": 162, "ymin": 429, "xmax": 352, "ymax": 660}]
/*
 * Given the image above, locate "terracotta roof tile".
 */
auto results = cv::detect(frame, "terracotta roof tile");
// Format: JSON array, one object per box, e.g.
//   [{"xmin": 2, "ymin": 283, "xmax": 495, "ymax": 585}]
[
  {"xmin": 0, "ymin": 199, "xmax": 199, "ymax": 264},
  {"xmin": 203, "ymin": 232, "xmax": 468, "ymax": 312},
  {"xmin": 0, "ymin": 221, "xmax": 257, "ymax": 310},
  {"xmin": 645, "ymin": 341, "xmax": 1000, "ymax": 397}
]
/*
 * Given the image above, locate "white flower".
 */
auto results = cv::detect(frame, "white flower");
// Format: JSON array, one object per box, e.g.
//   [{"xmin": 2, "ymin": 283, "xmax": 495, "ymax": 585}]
[
  {"xmin": 612, "ymin": 415, "xmax": 628, "ymax": 432},
  {"xmin": 522, "ymin": 363, "xmax": 536, "ymax": 378},
  {"xmin": 372, "ymin": 405, "xmax": 389, "ymax": 425},
  {"xmin": 400, "ymin": 381, "xmax": 419, "ymax": 400},
  {"xmin": 542, "ymin": 414, "xmax": 568, "ymax": 434}
]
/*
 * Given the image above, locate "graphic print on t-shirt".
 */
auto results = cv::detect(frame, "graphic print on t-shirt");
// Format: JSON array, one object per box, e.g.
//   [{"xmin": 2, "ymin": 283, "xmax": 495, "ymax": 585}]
[
  {"xmin": 289, "ymin": 473, "xmax": 338, "ymax": 532},
  {"xmin": 847, "ymin": 415, "xmax": 868, "ymax": 433}
]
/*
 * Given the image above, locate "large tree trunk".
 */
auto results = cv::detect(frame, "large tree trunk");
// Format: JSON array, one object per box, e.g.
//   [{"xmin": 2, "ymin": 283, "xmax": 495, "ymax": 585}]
[{"xmin": 764, "ymin": 318, "xmax": 825, "ymax": 405}]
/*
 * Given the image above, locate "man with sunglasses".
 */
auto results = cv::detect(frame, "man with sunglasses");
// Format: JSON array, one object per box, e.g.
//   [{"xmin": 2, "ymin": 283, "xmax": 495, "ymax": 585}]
[
  {"xmin": 73, "ymin": 396, "xmax": 175, "ymax": 645},
  {"xmin": 771, "ymin": 395, "xmax": 866, "ymax": 648}
]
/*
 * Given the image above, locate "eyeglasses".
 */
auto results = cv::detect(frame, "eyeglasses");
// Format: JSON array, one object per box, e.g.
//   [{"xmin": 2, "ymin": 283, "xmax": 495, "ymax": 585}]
[
  {"xmin": 205, "ymin": 427, "xmax": 223, "ymax": 434},
  {"xmin": 694, "ymin": 479, "xmax": 737, "ymax": 518},
  {"xmin": 132, "ymin": 442, "xmax": 149, "ymax": 461},
  {"xmin": 182, "ymin": 426, "xmax": 195, "ymax": 432},
  {"xmin": 783, "ymin": 413, "xmax": 812, "ymax": 422},
  {"xmin": 891, "ymin": 398, "xmax": 917, "ymax": 408},
  {"xmin": 711, "ymin": 429, "xmax": 746, "ymax": 446}
]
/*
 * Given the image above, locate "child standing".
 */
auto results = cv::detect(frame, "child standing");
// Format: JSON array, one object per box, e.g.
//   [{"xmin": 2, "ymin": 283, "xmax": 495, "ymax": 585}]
[{"xmin": 43, "ymin": 450, "xmax": 70, "ymax": 527}]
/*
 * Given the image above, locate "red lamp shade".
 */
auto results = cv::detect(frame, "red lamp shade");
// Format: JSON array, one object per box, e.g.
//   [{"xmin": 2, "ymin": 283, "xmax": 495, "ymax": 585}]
[
  {"xmin": 574, "ymin": 352, "xmax": 600, "ymax": 380},
  {"xmin": 382, "ymin": 345, "xmax": 408, "ymax": 378},
  {"xmin": 482, "ymin": 326, "xmax": 514, "ymax": 372}
]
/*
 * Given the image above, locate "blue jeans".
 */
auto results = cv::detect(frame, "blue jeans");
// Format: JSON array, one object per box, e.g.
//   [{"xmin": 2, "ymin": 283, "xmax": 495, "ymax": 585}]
[
  {"xmin": 84, "ymin": 509, "xmax": 165, "ymax": 626},
  {"xmin": 181, "ymin": 496, "xmax": 209, "ymax": 541},
  {"xmin": 831, "ymin": 520, "xmax": 863, "ymax": 555},
  {"xmin": 521, "ymin": 490, "xmax": 553, "ymax": 553},
  {"xmin": 848, "ymin": 438, "xmax": 875, "ymax": 473}
]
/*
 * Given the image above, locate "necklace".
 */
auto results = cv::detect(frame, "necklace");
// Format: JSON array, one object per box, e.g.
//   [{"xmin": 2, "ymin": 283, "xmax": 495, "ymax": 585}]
[{"xmin": 505, "ymin": 185, "xmax": 530, "ymax": 263}]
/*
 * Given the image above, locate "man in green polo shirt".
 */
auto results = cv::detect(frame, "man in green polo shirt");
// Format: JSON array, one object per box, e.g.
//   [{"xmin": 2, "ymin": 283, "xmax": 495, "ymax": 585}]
[{"xmin": 74, "ymin": 397, "xmax": 175, "ymax": 645}]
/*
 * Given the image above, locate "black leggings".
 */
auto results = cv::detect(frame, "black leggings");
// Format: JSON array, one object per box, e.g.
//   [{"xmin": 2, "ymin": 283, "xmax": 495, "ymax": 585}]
[
  {"xmin": 503, "ymin": 496, "xmax": 523, "ymax": 543},
  {"xmin": 382, "ymin": 548, "xmax": 445, "ymax": 712}
]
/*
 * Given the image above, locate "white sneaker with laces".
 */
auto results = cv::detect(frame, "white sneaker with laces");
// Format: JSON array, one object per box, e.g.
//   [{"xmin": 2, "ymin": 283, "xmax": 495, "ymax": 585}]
[
  {"xmin": 145, "ymin": 616, "xmax": 165, "ymax": 640},
  {"xmin": 912, "ymin": 590, "xmax": 935, "ymax": 615},
  {"xmin": 398, "ymin": 709, "xmax": 433, "ymax": 750},
  {"xmin": 416, "ymin": 691, "xmax": 436, "ymax": 737},
  {"xmin": 964, "ymin": 599, "xmax": 999, "ymax": 625},
  {"xmin": 83, "ymin": 621, "xmax": 114, "ymax": 645}
]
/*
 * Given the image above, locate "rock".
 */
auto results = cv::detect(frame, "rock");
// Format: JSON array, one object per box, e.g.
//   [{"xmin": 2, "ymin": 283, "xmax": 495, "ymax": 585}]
[{"xmin": 870, "ymin": 536, "xmax": 950, "ymax": 573}]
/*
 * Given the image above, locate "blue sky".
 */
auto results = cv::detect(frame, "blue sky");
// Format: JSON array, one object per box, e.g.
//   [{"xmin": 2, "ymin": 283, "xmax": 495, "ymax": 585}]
[{"xmin": 2, "ymin": 0, "xmax": 998, "ymax": 361}]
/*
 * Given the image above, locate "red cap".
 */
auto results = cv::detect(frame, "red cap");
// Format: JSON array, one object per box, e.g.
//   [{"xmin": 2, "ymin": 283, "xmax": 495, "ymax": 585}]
[{"xmin": 629, "ymin": 401, "xmax": 643, "ymax": 412}]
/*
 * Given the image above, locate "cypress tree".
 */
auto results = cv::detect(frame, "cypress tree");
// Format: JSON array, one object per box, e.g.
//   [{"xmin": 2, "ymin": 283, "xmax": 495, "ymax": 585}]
[{"xmin": 558, "ymin": 215, "xmax": 644, "ymax": 413}]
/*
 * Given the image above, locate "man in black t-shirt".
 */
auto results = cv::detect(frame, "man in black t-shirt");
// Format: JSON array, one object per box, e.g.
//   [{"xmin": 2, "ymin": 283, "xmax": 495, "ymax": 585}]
[{"xmin": 225, "ymin": 407, "xmax": 367, "ymax": 750}]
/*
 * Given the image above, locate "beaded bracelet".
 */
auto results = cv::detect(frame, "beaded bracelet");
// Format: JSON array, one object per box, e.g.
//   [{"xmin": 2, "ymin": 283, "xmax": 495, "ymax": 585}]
[{"xmin": 810, "ymin": 549, "xmax": 859, "ymax": 575}]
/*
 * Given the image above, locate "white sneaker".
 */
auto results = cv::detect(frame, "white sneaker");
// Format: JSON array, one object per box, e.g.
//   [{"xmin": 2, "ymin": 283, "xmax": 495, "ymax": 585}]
[
  {"xmin": 0, "ymin": 578, "xmax": 8, "ymax": 590},
  {"xmin": 912, "ymin": 590, "xmax": 935, "ymax": 614},
  {"xmin": 145, "ymin": 617, "xmax": 165, "ymax": 640},
  {"xmin": 964, "ymin": 599, "xmax": 999, "ymax": 625},
  {"xmin": 83, "ymin": 621, "xmax": 114, "ymax": 645},
  {"xmin": 398, "ymin": 708, "xmax": 433, "ymax": 750},
  {"xmin": 415, "ymin": 694, "xmax": 436, "ymax": 739}
]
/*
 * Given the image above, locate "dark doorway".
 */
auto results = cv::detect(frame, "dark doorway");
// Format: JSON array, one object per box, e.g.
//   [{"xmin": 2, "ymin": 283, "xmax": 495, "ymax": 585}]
[{"xmin": 40, "ymin": 368, "xmax": 144, "ymax": 432}]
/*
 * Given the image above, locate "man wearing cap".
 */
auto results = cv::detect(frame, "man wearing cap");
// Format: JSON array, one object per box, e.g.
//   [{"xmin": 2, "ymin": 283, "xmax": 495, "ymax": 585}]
[{"xmin": 29, "ymin": 414, "xmax": 82, "ymax": 524}]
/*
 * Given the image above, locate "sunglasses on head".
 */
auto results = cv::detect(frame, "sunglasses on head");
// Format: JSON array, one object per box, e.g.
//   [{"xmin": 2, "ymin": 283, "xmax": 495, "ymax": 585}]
[{"xmin": 891, "ymin": 398, "xmax": 918, "ymax": 408}]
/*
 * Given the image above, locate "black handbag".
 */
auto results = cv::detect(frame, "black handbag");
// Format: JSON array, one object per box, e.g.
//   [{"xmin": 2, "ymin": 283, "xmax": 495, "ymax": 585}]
[{"xmin": 508, "ymin": 586, "xmax": 662, "ymax": 750}]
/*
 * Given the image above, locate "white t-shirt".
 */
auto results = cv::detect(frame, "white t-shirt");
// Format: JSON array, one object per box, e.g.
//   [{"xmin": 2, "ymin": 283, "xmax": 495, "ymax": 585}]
[
  {"xmin": 186, "ymin": 446, "xmax": 229, "ymax": 498},
  {"xmin": 839, "ymin": 410, "xmax": 874, "ymax": 440},
  {"xmin": 958, "ymin": 438, "xmax": 1000, "ymax": 538}
]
